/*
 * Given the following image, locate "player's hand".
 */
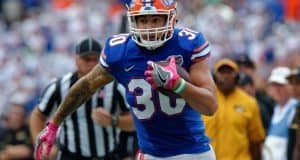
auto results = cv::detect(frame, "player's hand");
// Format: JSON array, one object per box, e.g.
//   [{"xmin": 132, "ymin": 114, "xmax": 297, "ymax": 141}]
[
  {"xmin": 34, "ymin": 122, "xmax": 58, "ymax": 160},
  {"xmin": 92, "ymin": 108, "xmax": 112, "ymax": 127},
  {"xmin": 145, "ymin": 56, "xmax": 180, "ymax": 90}
]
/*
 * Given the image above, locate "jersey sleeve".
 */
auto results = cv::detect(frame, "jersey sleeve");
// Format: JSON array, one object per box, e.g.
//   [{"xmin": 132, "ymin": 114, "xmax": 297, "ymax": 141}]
[
  {"xmin": 191, "ymin": 33, "xmax": 210, "ymax": 63},
  {"xmin": 37, "ymin": 79, "xmax": 60, "ymax": 117},
  {"xmin": 178, "ymin": 28, "xmax": 211, "ymax": 63},
  {"xmin": 99, "ymin": 34, "xmax": 129, "ymax": 74}
]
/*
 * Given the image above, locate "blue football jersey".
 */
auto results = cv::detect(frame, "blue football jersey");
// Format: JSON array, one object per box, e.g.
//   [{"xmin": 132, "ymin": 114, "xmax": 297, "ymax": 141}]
[{"xmin": 100, "ymin": 28, "xmax": 211, "ymax": 157}]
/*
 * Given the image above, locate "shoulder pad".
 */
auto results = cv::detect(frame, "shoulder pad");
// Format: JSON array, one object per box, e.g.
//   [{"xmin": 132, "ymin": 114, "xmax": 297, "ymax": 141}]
[
  {"xmin": 176, "ymin": 28, "xmax": 210, "ymax": 62},
  {"xmin": 103, "ymin": 34, "xmax": 130, "ymax": 65},
  {"xmin": 176, "ymin": 28, "xmax": 209, "ymax": 52}
]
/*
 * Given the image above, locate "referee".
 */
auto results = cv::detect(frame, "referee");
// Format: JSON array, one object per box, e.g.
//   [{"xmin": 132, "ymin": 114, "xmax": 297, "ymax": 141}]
[{"xmin": 29, "ymin": 37, "xmax": 134, "ymax": 160}]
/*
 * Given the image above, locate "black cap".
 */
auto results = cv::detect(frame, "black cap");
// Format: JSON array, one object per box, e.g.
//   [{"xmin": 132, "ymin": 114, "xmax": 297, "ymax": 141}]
[
  {"xmin": 75, "ymin": 37, "xmax": 102, "ymax": 57},
  {"xmin": 235, "ymin": 54, "xmax": 255, "ymax": 69},
  {"xmin": 287, "ymin": 68, "xmax": 300, "ymax": 79},
  {"xmin": 238, "ymin": 73, "xmax": 254, "ymax": 86}
]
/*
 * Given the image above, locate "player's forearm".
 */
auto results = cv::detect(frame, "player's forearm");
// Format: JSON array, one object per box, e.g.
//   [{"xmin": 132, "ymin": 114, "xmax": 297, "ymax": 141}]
[
  {"xmin": 52, "ymin": 77, "xmax": 97, "ymax": 125},
  {"xmin": 184, "ymin": 59, "xmax": 218, "ymax": 116},
  {"xmin": 29, "ymin": 108, "xmax": 47, "ymax": 143},
  {"xmin": 51, "ymin": 65, "xmax": 114, "ymax": 125},
  {"xmin": 117, "ymin": 113, "xmax": 135, "ymax": 131},
  {"xmin": 180, "ymin": 82, "xmax": 217, "ymax": 116}
]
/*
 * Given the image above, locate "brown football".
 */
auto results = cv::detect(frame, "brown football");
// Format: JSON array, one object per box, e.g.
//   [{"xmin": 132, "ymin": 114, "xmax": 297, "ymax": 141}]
[{"xmin": 155, "ymin": 60, "xmax": 191, "ymax": 98}]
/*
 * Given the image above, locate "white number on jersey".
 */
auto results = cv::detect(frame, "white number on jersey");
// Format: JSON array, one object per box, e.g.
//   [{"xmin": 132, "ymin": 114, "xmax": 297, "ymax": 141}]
[
  {"xmin": 178, "ymin": 28, "xmax": 198, "ymax": 40},
  {"xmin": 128, "ymin": 79, "xmax": 185, "ymax": 120},
  {"xmin": 109, "ymin": 34, "xmax": 129, "ymax": 46}
]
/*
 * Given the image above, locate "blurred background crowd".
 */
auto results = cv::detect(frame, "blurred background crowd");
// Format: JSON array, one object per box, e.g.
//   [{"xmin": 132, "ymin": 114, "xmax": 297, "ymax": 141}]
[{"xmin": 0, "ymin": 0, "xmax": 299, "ymax": 159}]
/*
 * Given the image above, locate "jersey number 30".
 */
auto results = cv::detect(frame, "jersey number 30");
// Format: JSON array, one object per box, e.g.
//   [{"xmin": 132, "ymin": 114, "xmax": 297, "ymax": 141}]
[{"xmin": 128, "ymin": 79, "xmax": 186, "ymax": 120}]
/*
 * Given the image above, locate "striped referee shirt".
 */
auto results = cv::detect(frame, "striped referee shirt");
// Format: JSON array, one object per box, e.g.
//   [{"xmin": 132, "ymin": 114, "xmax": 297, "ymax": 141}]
[{"xmin": 38, "ymin": 72, "xmax": 129, "ymax": 157}]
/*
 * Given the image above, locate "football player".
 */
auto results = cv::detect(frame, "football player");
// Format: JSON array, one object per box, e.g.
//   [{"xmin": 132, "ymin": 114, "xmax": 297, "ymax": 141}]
[{"xmin": 34, "ymin": 0, "xmax": 218, "ymax": 159}]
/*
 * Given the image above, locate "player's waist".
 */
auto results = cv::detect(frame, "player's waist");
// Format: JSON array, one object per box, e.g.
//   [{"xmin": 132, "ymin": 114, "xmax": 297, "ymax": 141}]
[
  {"xmin": 140, "ymin": 141, "xmax": 211, "ymax": 157},
  {"xmin": 139, "ymin": 143, "xmax": 212, "ymax": 158}
]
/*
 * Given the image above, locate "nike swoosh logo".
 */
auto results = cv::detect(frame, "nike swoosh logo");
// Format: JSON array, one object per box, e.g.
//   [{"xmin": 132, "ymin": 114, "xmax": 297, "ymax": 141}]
[
  {"xmin": 158, "ymin": 72, "xmax": 167, "ymax": 83},
  {"xmin": 157, "ymin": 67, "xmax": 168, "ymax": 83},
  {"xmin": 124, "ymin": 65, "xmax": 135, "ymax": 72}
]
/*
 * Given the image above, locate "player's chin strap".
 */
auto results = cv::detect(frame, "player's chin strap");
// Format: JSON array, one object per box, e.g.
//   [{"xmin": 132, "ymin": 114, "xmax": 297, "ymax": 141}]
[{"xmin": 145, "ymin": 56, "xmax": 183, "ymax": 91}]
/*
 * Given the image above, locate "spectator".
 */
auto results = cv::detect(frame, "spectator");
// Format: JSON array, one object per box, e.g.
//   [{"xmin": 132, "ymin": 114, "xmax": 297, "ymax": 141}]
[
  {"xmin": 203, "ymin": 58, "xmax": 265, "ymax": 160},
  {"xmin": 286, "ymin": 67, "xmax": 300, "ymax": 160},
  {"xmin": 236, "ymin": 54, "xmax": 275, "ymax": 130},
  {"xmin": 234, "ymin": 54, "xmax": 266, "ymax": 90},
  {"xmin": 0, "ymin": 103, "xmax": 33, "ymax": 160},
  {"xmin": 238, "ymin": 72, "xmax": 275, "ymax": 131},
  {"xmin": 263, "ymin": 67, "xmax": 298, "ymax": 160},
  {"xmin": 235, "ymin": 54, "xmax": 256, "ymax": 78},
  {"xmin": 238, "ymin": 72, "xmax": 256, "ymax": 96}
]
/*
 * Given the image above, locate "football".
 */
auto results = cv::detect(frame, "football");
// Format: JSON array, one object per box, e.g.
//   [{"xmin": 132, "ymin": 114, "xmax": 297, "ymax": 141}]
[{"xmin": 155, "ymin": 60, "xmax": 191, "ymax": 98}]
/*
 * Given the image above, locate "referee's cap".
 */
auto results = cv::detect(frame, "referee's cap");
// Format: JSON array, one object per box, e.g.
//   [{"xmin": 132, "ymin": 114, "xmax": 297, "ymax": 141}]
[{"xmin": 75, "ymin": 37, "xmax": 102, "ymax": 57}]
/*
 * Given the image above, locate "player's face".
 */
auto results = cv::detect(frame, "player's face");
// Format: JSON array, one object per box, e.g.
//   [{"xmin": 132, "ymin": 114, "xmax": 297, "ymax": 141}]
[
  {"xmin": 76, "ymin": 54, "xmax": 99, "ymax": 76},
  {"xmin": 136, "ymin": 15, "xmax": 167, "ymax": 40}
]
